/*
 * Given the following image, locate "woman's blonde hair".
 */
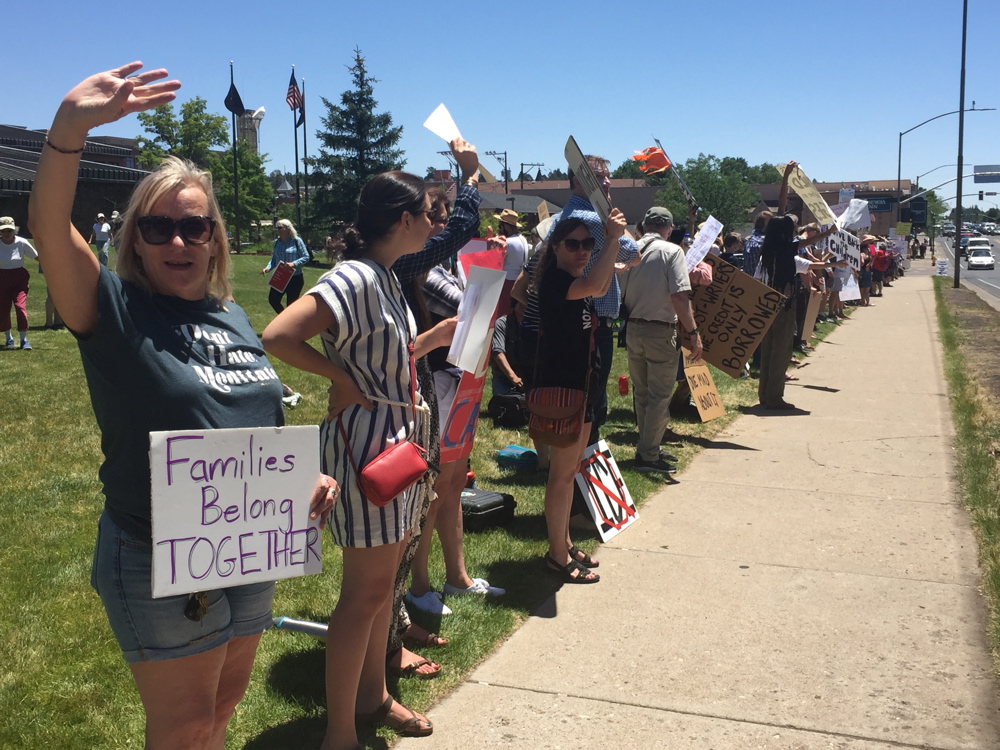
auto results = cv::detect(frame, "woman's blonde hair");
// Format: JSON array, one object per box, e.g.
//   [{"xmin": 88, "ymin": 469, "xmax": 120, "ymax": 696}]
[
  {"xmin": 275, "ymin": 218, "xmax": 298, "ymax": 239},
  {"xmin": 116, "ymin": 156, "xmax": 232, "ymax": 302}
]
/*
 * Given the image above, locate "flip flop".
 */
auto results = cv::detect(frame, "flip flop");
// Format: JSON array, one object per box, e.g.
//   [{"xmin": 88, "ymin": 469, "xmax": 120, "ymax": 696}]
[
  {"xmin": 785, "ymin": 374, "xmax": 799, "ymax": 381},
  {"xmin": 386, "ymin": 648, "xmax": 441, "ymax": 679},
  {"xmin": 357, "ymin": 695, "xmax": 433, "ymax": 737}
]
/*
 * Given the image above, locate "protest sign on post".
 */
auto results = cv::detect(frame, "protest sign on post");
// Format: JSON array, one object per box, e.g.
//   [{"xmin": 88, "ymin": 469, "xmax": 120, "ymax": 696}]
[
  {"xmin": 564, "ymin": 136, "xmax": 611, "ymax": 224},
  {"xmin": 685, "ymin": 215, "xmax": 723, "ymax": 272},
  {"xmin": 776, "ymin": 163, "xmax": 837, "ymax": 226},
  {"xmin": 896, "ymin": 222, "xmax": 912, "ymax": 237},
  {"xmin": 150, "ymin": 426, "xmax": 322, "ymax": 598},
  {"xmin": 681, "ymin": 254, "xmax": 787, "ymax": 378},
  {"xmin": 574, "ymin": 440, "xmax": 638, "ymax": 542},
  {"xmin": 683, "ymin": 349, "xmax": 725, "ymax": 421}
]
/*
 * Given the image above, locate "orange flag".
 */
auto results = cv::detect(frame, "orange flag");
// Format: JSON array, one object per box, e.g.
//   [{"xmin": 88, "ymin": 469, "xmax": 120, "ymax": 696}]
[{"xmin": 632, "ymin": 147, "xmax": 671, "ymax": 175}]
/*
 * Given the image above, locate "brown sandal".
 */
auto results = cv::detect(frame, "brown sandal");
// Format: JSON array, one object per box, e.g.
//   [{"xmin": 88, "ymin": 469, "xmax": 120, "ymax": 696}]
[
  {"xmin": 386, "ymin": 647, "xmax": 441, "ymax": 679},
  {"xmin": 358, "ymin": 695, "xmax": 433, "ymax": 737},
  {"xmin": 402, "ymin": 623, "xmax": 449, "ymax": 648}
]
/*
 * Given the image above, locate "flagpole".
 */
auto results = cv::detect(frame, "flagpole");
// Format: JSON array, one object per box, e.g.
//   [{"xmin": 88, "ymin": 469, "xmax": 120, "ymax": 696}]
[
  {"xmin": 302, "ymin": 77, "xmax": 309, "ymax": 207},
  {"xmin": 291, "ymin": 65, "xmax": 302, "ymax": 228},
  {"xmin": 230, "ymin": 61, "xmax": 241, "ymax": 253}
]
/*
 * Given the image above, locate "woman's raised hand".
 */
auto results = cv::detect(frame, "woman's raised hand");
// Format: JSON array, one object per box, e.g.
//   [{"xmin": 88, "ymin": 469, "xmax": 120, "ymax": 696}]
[{"xmin": 53, "ymin": 62, "xmax": 181, "ymax": 138}]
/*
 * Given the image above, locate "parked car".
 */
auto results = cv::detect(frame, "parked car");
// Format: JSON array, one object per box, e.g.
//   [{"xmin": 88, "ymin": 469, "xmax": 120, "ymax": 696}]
[{"xmin": 966, "ymin": 248, "xmax": 995, "ymax": 270}]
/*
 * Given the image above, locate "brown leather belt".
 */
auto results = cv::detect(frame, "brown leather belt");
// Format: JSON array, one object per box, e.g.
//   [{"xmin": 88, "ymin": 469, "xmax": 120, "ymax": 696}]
[{"xmin": 628, "ymin": 318, "xmax": 676, "ymax": 327}]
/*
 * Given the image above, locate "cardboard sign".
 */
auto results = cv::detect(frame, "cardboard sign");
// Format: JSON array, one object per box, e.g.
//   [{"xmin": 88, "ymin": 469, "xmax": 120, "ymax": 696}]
[
  {"xmin": 683, "ymin": 349, "xmax": 725, "ymax": 421},
  {"xmin": 685, "ymin": 215, "xmax": 723, "ymax": 272},
  {"xmin": 564, "ymin": 135, "xmax": 611, "ymax": 224},
  {"xmin": 537, "ymin": 200, "xmax": 550, "ymax": 221},
  {"xmin": 268, "ymin": 264, "xmax": 294, "ymax": 293},
  {"xmin": 896, "ymin": 222, "xmax": 912, "ymax": 237},
  {"xmin": 455, "ymin": 238, "xmax": 505, "ymax": 287},
  {"xmin": 682, "ymin": 254, "xmax": 787, "ymax": 378},
  {"xmin": 827, "ymin": 229, "xmax": 862, "ymax": 272},
  {"xmin": 776, "ymin": 163, "xmax": 838, "ymax": 226},
  {"xmin": 150, "ymin": 426, "xmax": 322, "ymax": 598},
  {"xmin": 801, "ymin": 290, "xmax": 823, "ymax": 341},
  {"xmin": 448, "ymin": 264, "xmax": 505, "ymax": 374},
  {"xmin": 574, "ymin": 440, "xmax": 638, "ymax": 542},
  {"xmin": 832, "ymin": 199, "xmax": 872, "ymax": 230}
]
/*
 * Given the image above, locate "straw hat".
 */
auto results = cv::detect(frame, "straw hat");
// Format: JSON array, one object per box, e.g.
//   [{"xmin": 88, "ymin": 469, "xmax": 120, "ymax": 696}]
[{"xmin": 496, "ymin": 208, "xmax": 521, "ymax": 227}]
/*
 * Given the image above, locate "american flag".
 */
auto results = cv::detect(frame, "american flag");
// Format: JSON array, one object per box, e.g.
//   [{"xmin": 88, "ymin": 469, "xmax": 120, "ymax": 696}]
[{"xmin": 286, "ymin": 70, "xmax": 303, "ymax": 111}]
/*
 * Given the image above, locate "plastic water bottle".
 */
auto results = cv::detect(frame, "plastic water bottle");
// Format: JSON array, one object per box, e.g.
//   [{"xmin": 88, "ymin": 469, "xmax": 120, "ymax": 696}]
[{"xmin": 272, "ymin": 616, "xmax": 328, "ymax": 640}]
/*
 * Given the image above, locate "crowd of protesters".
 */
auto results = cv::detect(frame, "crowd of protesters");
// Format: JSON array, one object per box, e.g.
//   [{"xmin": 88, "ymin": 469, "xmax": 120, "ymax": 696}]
[{"xmin": 20, "ymin": 62, "xmax": 932, "ymax": 749}]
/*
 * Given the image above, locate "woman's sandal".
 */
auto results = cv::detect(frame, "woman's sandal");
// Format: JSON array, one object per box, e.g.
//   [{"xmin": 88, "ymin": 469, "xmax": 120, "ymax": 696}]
[
  {"xmin": 568, "ymin": 545, "xmax": 599, "ymax": 569},
  {"xmin": 545, "ymin": 554, "xmax": 600, "ymax": 584},
  {"xmin": 386, "ymin": 647, "xmax": 441, "ymax": 679},
  {"xmin": 357, "ymin": 695, "xmax": 433, "ymax": 737},
  {"xmin": 402, "ymin": 623, "xmax": 449, "ymax": 649}
]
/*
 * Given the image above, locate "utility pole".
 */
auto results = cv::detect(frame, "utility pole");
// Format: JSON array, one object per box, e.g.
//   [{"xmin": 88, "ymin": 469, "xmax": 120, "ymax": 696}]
[
  {"xmin": 520, "ymin": 162, "xmax": 544, "ymax": 190},
  {"xmin": 486, "ymin": 150, "xmax": 508, "ymax": 194}
]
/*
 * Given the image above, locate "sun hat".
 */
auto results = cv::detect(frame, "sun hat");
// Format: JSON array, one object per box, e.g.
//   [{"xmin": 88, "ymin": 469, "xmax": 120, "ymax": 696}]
[{"xmin": 0, "ymin": 216, "xmax": 17, "ymax": 232}]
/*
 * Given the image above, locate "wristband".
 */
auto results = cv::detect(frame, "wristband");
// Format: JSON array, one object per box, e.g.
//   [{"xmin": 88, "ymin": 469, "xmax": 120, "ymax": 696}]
[
  {"xmin": 689, "ymin": 328, "xmax": 700, "ymax": 336},
  {"xmin": 45, "ymin": 138, "xmax": 85, "ymax": 155}
]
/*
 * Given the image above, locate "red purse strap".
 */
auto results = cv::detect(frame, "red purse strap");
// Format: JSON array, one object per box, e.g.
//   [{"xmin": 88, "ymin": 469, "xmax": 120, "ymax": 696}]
[{"xmin": 337, "ymin": 341, "xmax": 419, "ymax": 478}]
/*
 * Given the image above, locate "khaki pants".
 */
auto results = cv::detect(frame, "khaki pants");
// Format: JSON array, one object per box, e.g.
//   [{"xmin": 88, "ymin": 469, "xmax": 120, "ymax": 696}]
[
  {"xmin": 757, "ymin": 306, "xmax": 796, "ymax": 407},
  {"xmin": 627, "ymin": 320, "xmax": 680, "ymax": 461}
]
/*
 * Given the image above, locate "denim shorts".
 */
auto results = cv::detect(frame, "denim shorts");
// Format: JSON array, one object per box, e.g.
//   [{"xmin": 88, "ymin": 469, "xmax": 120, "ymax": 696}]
[{"xmin": 91, "ymin": 511, "xmax": 275, "ymax": 663}]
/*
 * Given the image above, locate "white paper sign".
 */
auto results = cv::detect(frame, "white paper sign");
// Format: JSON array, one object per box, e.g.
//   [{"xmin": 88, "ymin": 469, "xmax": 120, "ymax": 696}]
[
  {"xmin": 827, "ymin": 229, "xmax": 862, "ymax": 272},
  {"xmin": 564, "ymin": 135, "xmax": 612, "ymax": 224},
  {"xmin": 423, "ymin": 103, "xmax": 462, "ymax": 143},
  {"xmin": 448, "ymin": 265, "xmax": 506, "ymax": 373},
  {"xmin": 150, "ymin": 426, "xmax": 322, "ymax": 598},
  {"xmin": 832, "ymin": 198, "xmax": 871, "ymax": 230},
  {"xmin": 685, "ymin": 215, "xmax": 723, "ymax": 272},
  {"xmin": 574, "ymin": 440, "xmax": 638, "ymax": 542},
  {"xmin": 839, "ymin": 270, "xmax": 861, "ymax": 301},
  {"xmin": 936, "ymin": 259, "xmax": 949, "ymax": 275}
]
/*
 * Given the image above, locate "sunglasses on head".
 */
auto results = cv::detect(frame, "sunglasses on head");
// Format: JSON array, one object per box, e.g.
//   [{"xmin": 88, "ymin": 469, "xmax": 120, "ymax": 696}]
[
  {"xmin": 136, "ymin": 215, "xmax": 216, "ymax": 246},
  {"xmin": 561, "ymin": 237, "xmax": 596, "ymax": 253}
]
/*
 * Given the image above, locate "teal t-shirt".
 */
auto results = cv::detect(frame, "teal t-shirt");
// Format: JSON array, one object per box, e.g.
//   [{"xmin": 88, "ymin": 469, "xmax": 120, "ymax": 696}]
[{"xmin": 77, "ymin": 267, "xmax": 284, "ymax": 540}]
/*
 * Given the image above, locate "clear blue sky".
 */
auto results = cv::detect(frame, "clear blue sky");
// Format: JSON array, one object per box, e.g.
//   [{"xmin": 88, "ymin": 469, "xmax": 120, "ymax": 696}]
[{"xmin": 10, "ymin": 0, "xmax": 1000, "ymax": 211}]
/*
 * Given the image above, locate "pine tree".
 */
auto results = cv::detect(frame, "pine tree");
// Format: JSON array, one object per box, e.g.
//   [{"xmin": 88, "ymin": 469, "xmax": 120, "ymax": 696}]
[{"xmin": 311, "ymin": 48, "xmax": 405, "ymax": 229}]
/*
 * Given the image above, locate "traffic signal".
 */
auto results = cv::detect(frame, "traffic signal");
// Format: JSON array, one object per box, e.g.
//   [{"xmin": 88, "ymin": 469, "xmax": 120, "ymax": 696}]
[{"xmin": 979, "ymin": 191, "xmax": 985, "ymax": 200}]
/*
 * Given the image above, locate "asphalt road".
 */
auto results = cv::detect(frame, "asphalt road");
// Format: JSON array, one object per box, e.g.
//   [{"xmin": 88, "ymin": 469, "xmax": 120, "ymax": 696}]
[{"xmin": 935, "ymin": 233, "xmax": 1000, "ymax": 306}]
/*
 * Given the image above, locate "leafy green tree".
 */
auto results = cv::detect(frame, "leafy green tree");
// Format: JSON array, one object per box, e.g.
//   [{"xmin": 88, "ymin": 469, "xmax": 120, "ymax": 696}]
[
  {"xmin": 311, "ymin": 48, "xmax": 405, "ymax": 228},
  {"xmin": 544, "ymin": 167, "xmax": 567, "ymax": 181},
  {"xmin": 208, "ymin": 143, "xmax": 276, "ymax": 237},
  {"xmin": 136, "ymin": 98, "xmax": 229, "ymax": 169},
  {"xmin": 653, "ymin": 153, "xmax": 762, "ymax": 232}
]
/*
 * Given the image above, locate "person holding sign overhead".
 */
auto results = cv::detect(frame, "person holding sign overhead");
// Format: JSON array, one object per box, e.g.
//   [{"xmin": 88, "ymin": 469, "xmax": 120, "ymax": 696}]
[
  {"xmin": 263, "ymin": 170, "xmax": 460, "ymax": 745},
  {"xmin": 28, "ymin": 64, "xmax": 339, "ymax": 749},
  {"xmin": 532, "ymin": 210, "xmax": 627, "ymax": 583},
  {"xmin": 262, "ymin": 218, "xmax": 311, "ymax": 314}
]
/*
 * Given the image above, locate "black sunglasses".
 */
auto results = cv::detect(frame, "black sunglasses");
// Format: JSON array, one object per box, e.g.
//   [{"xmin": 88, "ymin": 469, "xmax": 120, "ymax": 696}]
[
  {"xmin": 561, "ymin": 237, "xmax": 596, "ymax": 253},
  {"xmin": 137, "ymin": 215, "xmax": 216, "ymax": 246}
]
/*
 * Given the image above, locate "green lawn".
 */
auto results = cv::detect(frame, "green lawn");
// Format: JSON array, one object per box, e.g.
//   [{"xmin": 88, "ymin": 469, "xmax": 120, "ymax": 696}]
[{"xmin": 1, "ymin": 248, "xmax": 819, "ymax": 748}]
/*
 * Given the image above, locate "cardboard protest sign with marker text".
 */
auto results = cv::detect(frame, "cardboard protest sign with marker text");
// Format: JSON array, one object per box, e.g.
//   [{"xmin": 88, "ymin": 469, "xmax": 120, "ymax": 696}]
[
  {"xmin": 150, "ymin": 426, "xmax": 322, "ymax": 598},
  {"xmin": 574, "ymin": 441, "xmax": 638, "ymax": 542},
  {"xmin": 827, "ymin": 229, "xmax": 862, "ymax": 272},
  {"xmin": 683, "ymin": 350, "xmax": 725, "ymax": 421},
  {"xmin": 681, "ymin": 254, "xmax": 787, "ymax": 378},
  {"xmin": 776, "ymin": 163, "xmax": 838, "ymax": 226}
]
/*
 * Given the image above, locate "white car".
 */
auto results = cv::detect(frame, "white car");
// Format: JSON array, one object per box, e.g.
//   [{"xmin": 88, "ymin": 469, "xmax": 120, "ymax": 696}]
[{"xmin": 966, "ymin": 248, "xmax": 995, "ymax": 270}]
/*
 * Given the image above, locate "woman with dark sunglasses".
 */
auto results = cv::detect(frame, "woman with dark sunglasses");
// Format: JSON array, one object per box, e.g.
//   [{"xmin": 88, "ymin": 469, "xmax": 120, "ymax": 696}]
[
  {"xmin": 28, "ymin": 63, "xmax": 337, "ymax": 749},
  {"xmin": 530, "ymin": 210, "xmax": 626, "ymax": 583}
]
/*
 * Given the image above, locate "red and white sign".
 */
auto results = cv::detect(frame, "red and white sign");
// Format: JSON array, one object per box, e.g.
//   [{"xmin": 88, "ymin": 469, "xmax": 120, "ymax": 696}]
[{"xmin": 574, "ymin": 440, "xmax": 639, "ymax": 542}]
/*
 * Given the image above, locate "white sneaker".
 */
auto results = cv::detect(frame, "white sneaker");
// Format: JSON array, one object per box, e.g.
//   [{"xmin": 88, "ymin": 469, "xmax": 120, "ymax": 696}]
[
  {"xmin": 443, "ymin": 578, "xmax": 505, "ymax": 597},
  {"xmin": 404, "ymin": 589, "xmax": 452, "ymax": 616}
]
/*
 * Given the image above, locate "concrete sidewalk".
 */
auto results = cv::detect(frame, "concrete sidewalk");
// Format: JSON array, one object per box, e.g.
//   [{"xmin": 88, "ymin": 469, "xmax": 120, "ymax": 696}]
[{"xmin": 401, "ymin": 267, "xmax": 1000, "ymax": 750}]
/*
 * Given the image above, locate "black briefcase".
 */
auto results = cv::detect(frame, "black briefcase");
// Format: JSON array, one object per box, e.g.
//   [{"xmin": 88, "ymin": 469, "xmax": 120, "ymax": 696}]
[{"xmin": 461, "ymin": 489, "xmax": 517, "ymax": 532}]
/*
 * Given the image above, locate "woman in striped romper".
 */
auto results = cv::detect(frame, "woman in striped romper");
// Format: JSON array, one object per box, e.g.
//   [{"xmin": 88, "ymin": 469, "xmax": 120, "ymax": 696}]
[{"xmin": 263, "ymin": 170, "xmax": 456, "ymax": 747}]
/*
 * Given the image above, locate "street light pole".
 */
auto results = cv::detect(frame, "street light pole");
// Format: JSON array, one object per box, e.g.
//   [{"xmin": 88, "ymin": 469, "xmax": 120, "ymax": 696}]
[{"xmin": 954, "ymin": 0, "xmax": 968, "ymax": 289}]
